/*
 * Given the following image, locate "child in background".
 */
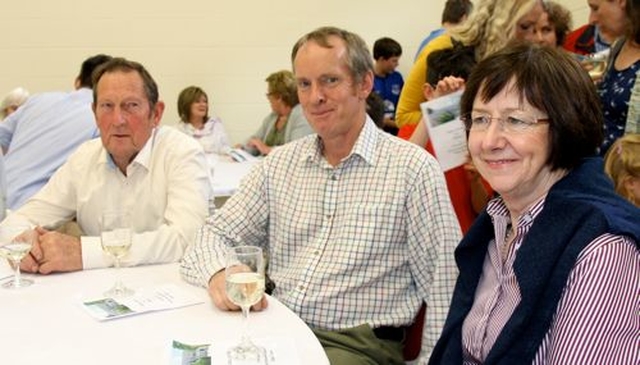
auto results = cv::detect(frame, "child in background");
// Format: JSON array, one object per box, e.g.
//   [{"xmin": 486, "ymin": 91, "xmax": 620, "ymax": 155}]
[{"xmin": 604, "ymin": 134, "xmax": 640, "ymax": 206}]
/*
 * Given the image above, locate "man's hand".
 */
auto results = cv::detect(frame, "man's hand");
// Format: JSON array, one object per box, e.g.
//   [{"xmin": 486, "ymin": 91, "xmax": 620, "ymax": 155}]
[
  {"xmin": 208, "ymin": 270, "xmax": 268, "ymax": 311},
  {"xmin": 20, "ymin": 227, "xmax": 83, "ymax": 274}
]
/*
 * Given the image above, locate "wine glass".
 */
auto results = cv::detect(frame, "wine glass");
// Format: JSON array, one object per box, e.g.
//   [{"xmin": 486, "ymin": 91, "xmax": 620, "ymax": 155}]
[
  {"xmin": 0, "ymin": 224, "xmax": 35, "ymax": 289},
  {"xmin": 101, "ymin": 211, "xmax": 134, "ymax": 298},
  {"xmin": 225, "ymin": 245, "xmax": 266, "ymax": 362}
]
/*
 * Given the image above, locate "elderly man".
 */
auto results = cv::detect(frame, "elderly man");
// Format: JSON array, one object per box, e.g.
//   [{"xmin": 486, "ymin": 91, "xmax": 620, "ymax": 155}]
[
  {"xmin": 181, "ymin": 27, "xmax": 460, "ymax": 364},
  {"xmin": 2, "ymin": 58, "xmax": 211, "ymax": 274}
]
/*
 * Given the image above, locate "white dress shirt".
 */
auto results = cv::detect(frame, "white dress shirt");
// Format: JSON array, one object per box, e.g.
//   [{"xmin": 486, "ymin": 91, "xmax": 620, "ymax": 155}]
[{"xmin": 2, "ymin": 126, "xmax": 211, "ymax": 269}]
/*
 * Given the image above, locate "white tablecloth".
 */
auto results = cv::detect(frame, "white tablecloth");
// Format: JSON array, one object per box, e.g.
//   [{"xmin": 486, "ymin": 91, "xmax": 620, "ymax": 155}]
[
  {"xmin": 208, "ymin": 153, "xmax": 259, "ymax": 197},
  {"xmin": 0, "ymin": 262, "xmax": 329, "ymax": 365}
]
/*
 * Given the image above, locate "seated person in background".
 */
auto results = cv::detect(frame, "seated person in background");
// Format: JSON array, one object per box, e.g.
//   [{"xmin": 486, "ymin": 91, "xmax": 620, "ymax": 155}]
[
  {"xmin": 414, "ymin": 0, "xmax": 473, "ymax": 61},
  {"xmin": 604, "ymin": 133, "xmax": 640, "ymax": 206},
  {"xmin": 429, "ymin": 43, "xmax": 639, "ymax": 365},
  {"xmin": 176, "ymin": 86, "xmax": 231, "ymax": 154},
  {"xmin": 2, "ymin": 57, "xmax": 211, "ymax": 275},
  {"xmin": 240, "ymin": 70, "xmax": 313, "ymax": 156},
  {"xmin": 0, "ymin": 55, "xmax": 111, "ymax": 210},
  {"xmin": 372, "ymin": 37, "xmax": 404, "ymax": 134},
  {"xmin": 181, "ymin": 26, "xmax": 461, "ymax": 365},
  {"xmin": 534, "ymin": 0, "xmax": 573, "ymax": 47},
  {"xmin": 409, "ymin": 44, "xmax": 488, "ymax": 233},
  {"xmin": 366, "ymin": 91, "xmax": 386, "ymax": 128},
  {"xmin": 0, "ymin": 87, "xmax": 29, "ymax": 120}
]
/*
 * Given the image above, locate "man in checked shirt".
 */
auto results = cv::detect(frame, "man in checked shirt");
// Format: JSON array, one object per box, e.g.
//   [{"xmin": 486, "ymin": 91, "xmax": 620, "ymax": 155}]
[{"xmin": 181, "ymin": 26, "xmax": 461, "ymax": 365}]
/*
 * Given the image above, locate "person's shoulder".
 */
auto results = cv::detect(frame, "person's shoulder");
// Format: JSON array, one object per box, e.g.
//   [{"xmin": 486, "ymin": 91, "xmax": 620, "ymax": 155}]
[
  {"xmin": 418, "ymin": 34, "xmax": 454, "ymax": 60},
  {"xmin": 156, "ymin": 126, "xmax": 203, "ymax": 151}
]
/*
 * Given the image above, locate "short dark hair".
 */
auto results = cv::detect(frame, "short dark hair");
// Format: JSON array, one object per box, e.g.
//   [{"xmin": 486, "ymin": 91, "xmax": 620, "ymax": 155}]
[
  {"xmin": 177, "ymin": 86, "xmax": 209, "ymax": 123},
  {"xmin": 442, "ymin": 0, "xmax": 473, "ymax": 24},
  {"xmin": 92, "ymin": 57, "xmax": 159, "ymax": 108},
  {"xmin": 426, "ymin": 41, "xmax": 476, "ymax": 86},
  {"xmin": 460, "ymin": 42, "xmax": 603, "ymax": 171},
  {"xmin": 373, "ymin": 37, "xmax": 402, "ymax": 60},
  {"xmin": 366, "ymin": 92, "xmax": 385, "ymax": 128},
  {"xmin": 77, "ymin": 54, "xmax": 112, "ymax": 88}
]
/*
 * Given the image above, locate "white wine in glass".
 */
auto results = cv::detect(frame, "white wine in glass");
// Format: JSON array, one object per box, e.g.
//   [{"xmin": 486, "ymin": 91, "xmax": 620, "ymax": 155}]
[
  {"xmin": 225, "ymin": 245, "xmax": 266, "ymax": 363},
  {"xmin": 0, "ymin": 224, "xmax": 35, "ymax": 289},
  {"xmin": 101, "ymin": 211, "xmax": 134, "ymax": 298}
]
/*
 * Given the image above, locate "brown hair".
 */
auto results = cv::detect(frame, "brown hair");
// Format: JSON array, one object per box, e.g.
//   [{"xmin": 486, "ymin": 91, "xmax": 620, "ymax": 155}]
[
  {"xmin": 461, "ymin": 42, "xmax": 603, "ymax": 170},
  {"xmin": 177, "ymin": 86, "xmax": 209, "ymax": 124}
]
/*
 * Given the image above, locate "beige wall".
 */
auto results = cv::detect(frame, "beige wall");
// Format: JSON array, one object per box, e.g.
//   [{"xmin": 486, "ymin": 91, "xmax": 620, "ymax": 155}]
[{"xmin": 1, "ymin": 0, "xmax": 588, "ymax": 144}]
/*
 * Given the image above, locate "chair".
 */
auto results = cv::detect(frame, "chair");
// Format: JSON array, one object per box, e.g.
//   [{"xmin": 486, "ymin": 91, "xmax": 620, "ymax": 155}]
[{"xmin": 403, "ymin": 303, "xmax": 426, "ymax": 362}]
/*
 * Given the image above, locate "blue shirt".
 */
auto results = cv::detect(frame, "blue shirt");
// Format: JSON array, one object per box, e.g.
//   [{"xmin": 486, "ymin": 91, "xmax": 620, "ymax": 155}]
[
  {"xmin": 373, "ymin": 71, "xmax": 404, "ymax": 119},
  {"xmin": 0, "ymin": 88, "xmax": 99, "ymax": 209},
  {"xmin": 414, "ymin": 28, "xmax": 446, "ymax": 61}
]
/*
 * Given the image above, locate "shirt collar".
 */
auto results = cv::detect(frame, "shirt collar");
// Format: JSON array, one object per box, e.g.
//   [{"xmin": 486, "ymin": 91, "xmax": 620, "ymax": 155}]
[
  {"xmin": 101, "ymin": 127, "xmax": 158, "ymax": 172},
  {"xmin": 302, "ymin": 117, "xmax": 379, "ymax": 167}
]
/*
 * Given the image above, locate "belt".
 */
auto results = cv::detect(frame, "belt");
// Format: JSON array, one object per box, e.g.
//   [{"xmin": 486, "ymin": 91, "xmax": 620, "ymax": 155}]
[{"xmin": 373, "ymin": 326, "xmax": 405, "ymax": 342}]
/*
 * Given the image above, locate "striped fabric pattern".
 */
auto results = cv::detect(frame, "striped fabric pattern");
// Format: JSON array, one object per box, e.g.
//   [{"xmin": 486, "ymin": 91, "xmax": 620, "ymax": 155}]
[{"xmin": 461, "ymin": 197, "xmax": 639, "ymax": 365}]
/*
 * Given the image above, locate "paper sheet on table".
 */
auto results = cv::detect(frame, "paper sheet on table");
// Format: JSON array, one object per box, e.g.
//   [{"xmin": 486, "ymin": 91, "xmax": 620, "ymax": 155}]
[
  {"xmin": 82, "ymin": 283, "xmax": 204, "ymax": 321},
  {"xmin": 420, "ymin": 90, "xmax": 468, "ymax": 172},
  {"xmin": 209, "ymin": 336, "xmax": 300, "ymax": 365}
]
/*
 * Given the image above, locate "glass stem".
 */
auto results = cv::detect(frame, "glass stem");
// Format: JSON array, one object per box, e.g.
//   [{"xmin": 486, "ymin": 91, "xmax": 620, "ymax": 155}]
[
  {"xmin": 113, "ymin": 257, "xmax": 123, "ymax": 293},
  {"xmin": 240, "ymin": 305, "xmax": 251, "ymax": 346},
  {"xmin": 13, "ymin": 260, "xmax": 21, "ymax": 287}
]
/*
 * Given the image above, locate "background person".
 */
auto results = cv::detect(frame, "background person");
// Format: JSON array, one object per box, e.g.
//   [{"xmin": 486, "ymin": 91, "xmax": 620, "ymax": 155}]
[
  {"xmin": 0, "ymin": 55, "xmax": 111, "ymax": 210},
  {"xmin": 597, "ymin": 0, "xmax": 640, "ymax": 155},
  {"xmin": 535, "ymin": 0, "xmax": 573, "ymax": 47},
  {"xmin": 429, "ymin": 43, "xmax": 640, "ymax": 365},
  {"xmin": 372, "ymin": 37, "xmax": 404, "ymax": 134},
  {"xmin": 240, "ymin": 70, "xmax": 313, "ymax": 156},
  {"xmin": 2, "ymin": 58, "xmax": 211, "ymax": 274},
  {"xmin": 604, "ymin": 133, "xmax": 640, "ymax": 206},
  {"xmin": 176, "ymin": 86, "xmax": 231, "ymax": 154},
  {"xmin": 413, "ymin": 0, "xmax": 474, "ymax": 60},
  {"xmin": 395, "ymin": 0, "xmax": 545, "ymax": 140},
  {"xmin": 181, "ymin": 26, "xmax": 461, "ymax": 365},
  {"xmin": 0, "ymin": 87, "xmax": 29, "ymax": 120}
]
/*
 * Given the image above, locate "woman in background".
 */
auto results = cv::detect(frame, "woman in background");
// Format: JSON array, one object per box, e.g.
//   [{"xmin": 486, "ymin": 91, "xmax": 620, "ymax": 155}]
[
  {"xmin": 241, "ymin": 70, "xmax": 313, "ymax": 156},
  {"xmin": 395, "ymin": 0, "xmax": 545, "ymax": 138},
  {"xmin": 176, "ymin": 86, "xmax": 231, "ymax": 154},
  {"xmin": 535, "ymin": 0, "xmax": 572, "ymax": 47},
  {"xmin": 604, "ymin": 133, "xmax": 640, "ymax": 206},
  {"xmin": 430, "ymin": 43, "xmax": 639, "ymax": 365},
  {"xmin": 598, "ymin": 0, "xmax": 640, "ymax": 155}
]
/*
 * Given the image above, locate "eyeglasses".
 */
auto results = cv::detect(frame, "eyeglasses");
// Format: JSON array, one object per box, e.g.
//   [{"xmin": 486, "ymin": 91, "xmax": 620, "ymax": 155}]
[{"xmin": 461, "ymin": 114, "xmax": 549, "ymax": 134}]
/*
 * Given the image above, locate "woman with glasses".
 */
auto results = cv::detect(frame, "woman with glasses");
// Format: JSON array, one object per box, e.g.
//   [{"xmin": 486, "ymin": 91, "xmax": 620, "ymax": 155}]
[
  {"xmin": 429, "ymin": 43, "xmax": 640, "ymax": 365},
  {"xmin": 240, "ymin": 70, "xmax": 313, "ymax": 156}
]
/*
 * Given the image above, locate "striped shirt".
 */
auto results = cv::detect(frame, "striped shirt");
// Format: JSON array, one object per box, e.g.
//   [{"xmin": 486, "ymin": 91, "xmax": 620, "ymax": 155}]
[
  {"xmin": 181, "ymin": 119, "xmax": 461, "ymax": 358},
  {"xmin": 462, "ymin": 196, "xmax": 640, "ymax": 364}
]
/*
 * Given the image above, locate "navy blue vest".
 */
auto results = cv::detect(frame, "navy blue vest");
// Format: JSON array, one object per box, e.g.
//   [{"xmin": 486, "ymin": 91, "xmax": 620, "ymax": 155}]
[{"xmin": 429, "ymin": 158, "xmax": 640, "ymax": 365}]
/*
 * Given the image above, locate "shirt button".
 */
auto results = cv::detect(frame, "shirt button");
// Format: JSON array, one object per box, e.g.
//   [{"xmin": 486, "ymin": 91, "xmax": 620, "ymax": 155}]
[
  {"xmin": 314, "ymin": 250, "xmax": 320, "ymax": 256},
  {"xmin": 298, "ymin": 285, "xmax": 305, "ymax": 291},
  {"xmin": 331, "ymin": 175, "xmax": 337, "ymax": 181}
]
